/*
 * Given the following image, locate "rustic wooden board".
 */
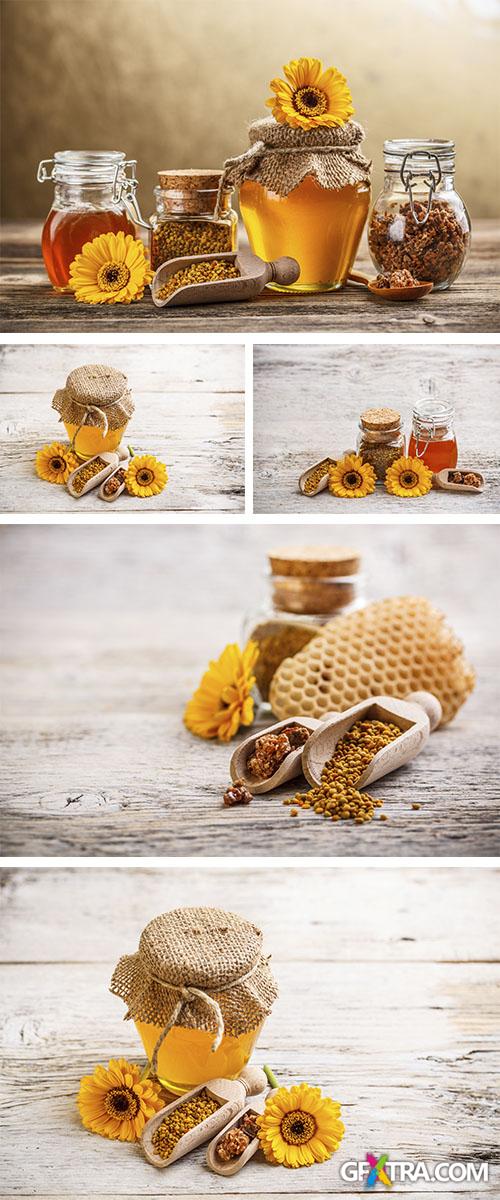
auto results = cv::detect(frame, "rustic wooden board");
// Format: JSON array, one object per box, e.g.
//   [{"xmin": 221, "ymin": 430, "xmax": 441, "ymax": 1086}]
[
  {"xmin": 1, "ymin": 221, "xmax": 499, "ymax": 333},
  {"xmin": 0, "ymin": 343, "xmax": 245, "ymax": 513},
  {"xmin": 1, "ymin": 524, "xmax": 498, "ymax": 858},
  {"xmin": 253, "ymin": 344, "xmax": 500, "ymax": 514},
  {"xmin": 1, "ymin": 866, "xmax": 499, "ymax": 1196}
]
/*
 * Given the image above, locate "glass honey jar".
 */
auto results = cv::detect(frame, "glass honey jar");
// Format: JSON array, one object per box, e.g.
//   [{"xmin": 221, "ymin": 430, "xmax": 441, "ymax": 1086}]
[
  {"xmin": 110, "ymin": 906, "xmax": 278, "ymax": 1095},
  {"xmin": 149, "ymin": 170, "xmax": 238, "ymax": 271},
  {"xmin": 408, "ymin": 399, "xmax": 458, "ymax": 472},
  {"xmin": 227, "ymin": 118, "xmax": 371, "ymax": 293},
  {"xmin": 37, "ymin": 151, "xmax": 139, "ymax": 290},
  {"xmin": 52, "ymin": 364, "xmax": 134, "ymax": 460}
]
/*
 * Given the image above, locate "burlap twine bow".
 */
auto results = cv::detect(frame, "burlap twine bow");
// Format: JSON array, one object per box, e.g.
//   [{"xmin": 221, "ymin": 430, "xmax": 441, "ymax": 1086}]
[
  {"xmin": 216, "ymin": 117, "xmax": 371, "ymax": 215},
  {"xmin": 110, "ymin": 906, "xmax": 279, "ymax": 1077},
  {"xmin": 52, "ymin": 364, "xmax": 134, "ymax": 452}
]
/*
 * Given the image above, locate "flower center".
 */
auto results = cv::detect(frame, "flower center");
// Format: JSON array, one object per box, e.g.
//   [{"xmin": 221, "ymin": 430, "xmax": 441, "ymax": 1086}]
[
  {"xmin": 104, "ymin": 1085, "xmax": 140, "ymax": 1120},
  {"xmin": 50, "ymin": 457, "xmax": 64, "ymax": 471},
  {"xmin": 96, "ymin": 262, "xmax": 131, "ymax": 292},
  {"xmin": 401, "ymin": 470, "xmax": 419, "ymax": 488},
  {"xmin": 293, "ymin": 86, "xmax": 328, "ymax": 117},
  {"xmin": 137, "ymin": 467, "xmax": 155, "ymax": 486},
  {"xmin": 344, "ymin": 470, "xmax": 363, "ymax": 488},
  {"xmin": 280, "ymin": 1109, "xmax": 317, "ymax": 1145}
]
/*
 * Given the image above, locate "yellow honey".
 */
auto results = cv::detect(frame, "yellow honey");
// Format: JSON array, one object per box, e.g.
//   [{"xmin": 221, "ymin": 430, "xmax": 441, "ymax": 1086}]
[
  {"xmin": 63, "ymin": 421, "xmax": 128, "ymax": 461},
  {"xmin": 135, "ymin": 1020, "xmax": 262, "ymax": 1095},
  {"xmin": 240, "ymin": 175, "xmax": 370, "ymax": 293}
]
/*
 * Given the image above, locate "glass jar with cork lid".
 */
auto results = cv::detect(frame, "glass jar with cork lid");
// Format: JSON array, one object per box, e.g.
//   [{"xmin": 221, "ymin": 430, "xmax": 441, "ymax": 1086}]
[
  {"xmin": 149, "ymin": 170, "xmax": 238, "ymax": 272},
  {"xmin": 243, "ymin": 545, "xmax": 365, "ymax": 703},
  {"xmin": 52, "ymin": 364, "xmax": 134, "ymax": 460},
  {"xmin": 110, "ymin": 906, "xmax": 278, "ymax": 1096},
  {"xmin": 356, "ymin": 407, "xmax": 405, "ymax": 480}
]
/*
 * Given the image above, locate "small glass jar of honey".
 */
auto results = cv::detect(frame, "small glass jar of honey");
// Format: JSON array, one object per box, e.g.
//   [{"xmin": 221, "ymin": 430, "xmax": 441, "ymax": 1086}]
[
  {"xmin": 110, "ymin": 906, "xmax": 278, "ymax": 1096},
  {"xmin": 37, "ymin": 151, "xmax": 139, "ymax": 290},
  {"xmin": 52, "ymin": 364, "xmax": 134, "ymax": 460},
  {"xmin": 408, "ymin": 399, "xmax": 458, "ymax": 472}
]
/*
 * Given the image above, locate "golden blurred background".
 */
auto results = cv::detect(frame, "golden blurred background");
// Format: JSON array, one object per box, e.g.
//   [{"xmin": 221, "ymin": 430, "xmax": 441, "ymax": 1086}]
[{"xmin": 2, "ymin": 0, "xmax": 499, "ymax": 220}]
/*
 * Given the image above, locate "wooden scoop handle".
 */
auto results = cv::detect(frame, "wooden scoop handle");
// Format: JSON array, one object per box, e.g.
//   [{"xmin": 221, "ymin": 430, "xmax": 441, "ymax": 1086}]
[
  {"xmin": 405, "ymin": 691, "xmax": 442, "ymax": 731},
  {"xmin": 347, "ymin": 271, "xmax": 370, "ymax": 287},
  {"xmin": 265, "ymin": 256, "xmax": 300, "ymax": 287}
]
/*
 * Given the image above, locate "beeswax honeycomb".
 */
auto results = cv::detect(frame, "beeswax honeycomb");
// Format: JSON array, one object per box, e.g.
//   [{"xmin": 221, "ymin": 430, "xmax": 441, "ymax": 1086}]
[{"xmin": 269, "ymin": 596, "xmax": 475, "ymax": 726}]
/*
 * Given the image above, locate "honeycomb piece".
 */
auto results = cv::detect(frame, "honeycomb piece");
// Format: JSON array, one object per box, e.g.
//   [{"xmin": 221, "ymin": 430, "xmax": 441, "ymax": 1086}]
[{"xmin": 269, "ymin": 596, "xmax": 475, "ymax": 727}]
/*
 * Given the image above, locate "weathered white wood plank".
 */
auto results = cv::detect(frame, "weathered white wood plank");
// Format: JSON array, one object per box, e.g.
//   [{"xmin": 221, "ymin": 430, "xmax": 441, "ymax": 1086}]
[
  {"xmin": 3, "ymin": 867, "xmax": 498, "ymax": 965},
  {"xmin": 1, "ymin": 867, "xmax": 499, "ymax": 1195},
  {"xmin": 0, "ymin": 344, "xmax": 245, "ymax": 513},
  {"xmin": 1, "ymin": 525, "xmax": 498, "ymax": 856},
  {"xmin": 253, "ymin": 344, "xmax": 500, "ymax": 514}
]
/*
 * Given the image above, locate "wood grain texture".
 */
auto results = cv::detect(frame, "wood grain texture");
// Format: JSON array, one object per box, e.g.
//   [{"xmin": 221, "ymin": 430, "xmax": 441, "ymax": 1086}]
[
  {"xmin": 1, "ymin": 865, "xmax": 499, "ymax": 1197},
  {"xmin": 1, "ymin": 524, "xmax": 499, "ymax": 858},
  {"xmin": 253, "ymin": 344, "xmax": 500, "ymax": 514},
  {"xmin": 0, "ymin": 344, "xmax": 245, "ymax": 513},
  {"xmin": 1, "ymin": 221, "xmax": 499, "ymax": 333}
]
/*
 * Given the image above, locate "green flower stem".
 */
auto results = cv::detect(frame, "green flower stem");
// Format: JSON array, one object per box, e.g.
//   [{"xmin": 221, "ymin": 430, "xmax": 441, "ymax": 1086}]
[
  {"xmin": 127, "ymin": 445, "xmax": 135, "ymax": 458},
  {"xmin": 264, "ymin": 1064, "xmax": 280, "ymax": 1089}
]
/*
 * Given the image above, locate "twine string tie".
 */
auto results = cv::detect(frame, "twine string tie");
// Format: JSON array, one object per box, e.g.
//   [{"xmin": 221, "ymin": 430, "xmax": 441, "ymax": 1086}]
[{"xmin": 142, "ymin": 958, "xmax": 263, "ymax": 1076}]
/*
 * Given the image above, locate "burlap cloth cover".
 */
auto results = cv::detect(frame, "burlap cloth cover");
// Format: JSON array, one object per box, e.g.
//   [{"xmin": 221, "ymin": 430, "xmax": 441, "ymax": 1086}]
[
  {"xmin": 110, "ymin": 907, "xmax": 278, "ymax": 1071},
  {"xmin": 218, "ymin": 117, "xmax": 371, "ymax": 203},
  {"xmin": 52, "ymin": 364, "xmax": 134, "ymax": 440}
]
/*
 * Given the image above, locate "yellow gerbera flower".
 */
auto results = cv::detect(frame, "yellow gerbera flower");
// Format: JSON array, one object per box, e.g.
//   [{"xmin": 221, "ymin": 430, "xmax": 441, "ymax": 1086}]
[
  {"xmin": 184, "ymin": 641, "xmax": 258, "ymax": 742},
  {"xmin": 266, "ymin": 57, "xmax": 354, "ymax": 129},
  {"xmin": 385, "ymin": 455, "xmax": 433, "ymax": 497},
  {"xmin": 77, "ymin": 1058, "xmax": 164, "ymax": 1142},
  {"xmin": 258, "ymin": 1082, "xmax": 344, "ymax": 1169},
  {"xmin": 126, "ymin": 454, "xmax": 168, "ymax": 497},
  {"xmin": 328, "ymin": 453, "xmax": 376, "ymax": 498},
  {"xmin": 35, "ymin": 441, "xmax": 78, "ymax": 484},
  {"xmin": 69, "ymin": 231, "xmax": 153, "ymax": 304}
]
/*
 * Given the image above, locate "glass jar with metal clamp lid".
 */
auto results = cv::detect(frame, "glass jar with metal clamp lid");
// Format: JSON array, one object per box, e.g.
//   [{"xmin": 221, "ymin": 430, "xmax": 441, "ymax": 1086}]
[
  {"xmin": 37, "ymin": 151, "xmax": 142, "ymax": 290},
  {"xmin": 408, "ymin": 398, "xmax": 458, "ymax": 473},
  {"xmin": 368, "ymin": 139, "xmax": 470, "ymax": 290}
]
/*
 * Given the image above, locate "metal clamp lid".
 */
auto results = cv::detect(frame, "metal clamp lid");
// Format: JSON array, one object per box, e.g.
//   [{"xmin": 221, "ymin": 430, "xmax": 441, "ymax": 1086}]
[{"xmin": 400, "ymin": 150, "xmax": 442, "ymax": 227}]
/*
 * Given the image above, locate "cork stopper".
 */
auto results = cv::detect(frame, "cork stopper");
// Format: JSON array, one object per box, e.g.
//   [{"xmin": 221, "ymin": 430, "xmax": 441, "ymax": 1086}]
[
  {"xmin": 360, "ymin": 407, "xmax": 401, "ymax": 431},
  {"xmin": 269, "ymin": 545, "xmax": 361, "ymax": 579},
  {"xmin": 157, "ymin": 169, "xmax": 223, "ymax": 190}
]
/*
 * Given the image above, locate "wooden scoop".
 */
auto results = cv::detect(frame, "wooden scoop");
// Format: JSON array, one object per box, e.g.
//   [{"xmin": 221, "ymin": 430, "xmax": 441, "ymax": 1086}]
[
  {"xmin": 66, "ymin": 452, "xmax": 119, "ymax": 499},
  {"xmin": 433, "ymin": 468, "xmax": 485, "ymax": 494},
  {"xmin": 348, "ymin": 271, "xmax": 433, "ymax": 302},
  {"xmin": 230, "ymin": 716, "xmax": 328, "ymax": 795},
  {"xmin": 151, "ymin": 250, "xmax": 300, "ymax": 308},
  {"xmin": 141, "ymin": 1065, "xmax": 267, "ymax": 1169},
  {"xmin": 302, "ymin": 691, "xmax": 442, "ymax": 788},
  {"xmin": 206, "ymin": 1089, "xmax": 275, "ymax": 1177}
]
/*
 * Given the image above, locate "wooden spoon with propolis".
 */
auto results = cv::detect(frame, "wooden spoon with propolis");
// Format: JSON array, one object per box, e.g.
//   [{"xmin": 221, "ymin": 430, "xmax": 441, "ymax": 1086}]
[
  {"xmin": 348, "ymin": 271, "xmax": 433, "ymax": 302},
  {"xmin": 151, "ymin": 251, "xmax": 300, "ymax": 308},
  {"xmin": 141, "ymin": 1066, "xmax": 267, "ymax": 1169}
]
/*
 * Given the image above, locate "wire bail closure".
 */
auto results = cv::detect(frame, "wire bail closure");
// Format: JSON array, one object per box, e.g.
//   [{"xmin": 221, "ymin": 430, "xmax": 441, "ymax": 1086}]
[
  {"xmin": 400, "ymin": 151, "xmax": 442, "ymax": 226},
  {"xmin": 113, "ymin": 159, "xmax": 151, "ymax": 230}
]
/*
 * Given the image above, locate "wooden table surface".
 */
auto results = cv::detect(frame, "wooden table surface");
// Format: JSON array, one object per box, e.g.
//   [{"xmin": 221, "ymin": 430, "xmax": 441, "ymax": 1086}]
[
  {"xmin": 1, "ymin": 220, "xmax": 499, "ymax": 333},
  {"xmin": 1, "ymin": 864, "xmax": 499, "ymax": 1197},
  {"xmin": 2, "ymin": 524, "xmax": 498, "ymax": 858},
  {"xmin": 253, "ymin": 344, "xmax": 500, "ymax": 514},
  {"xmin": 0, "ymin": 343, "xmax": 245, "ymax": 514}
]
